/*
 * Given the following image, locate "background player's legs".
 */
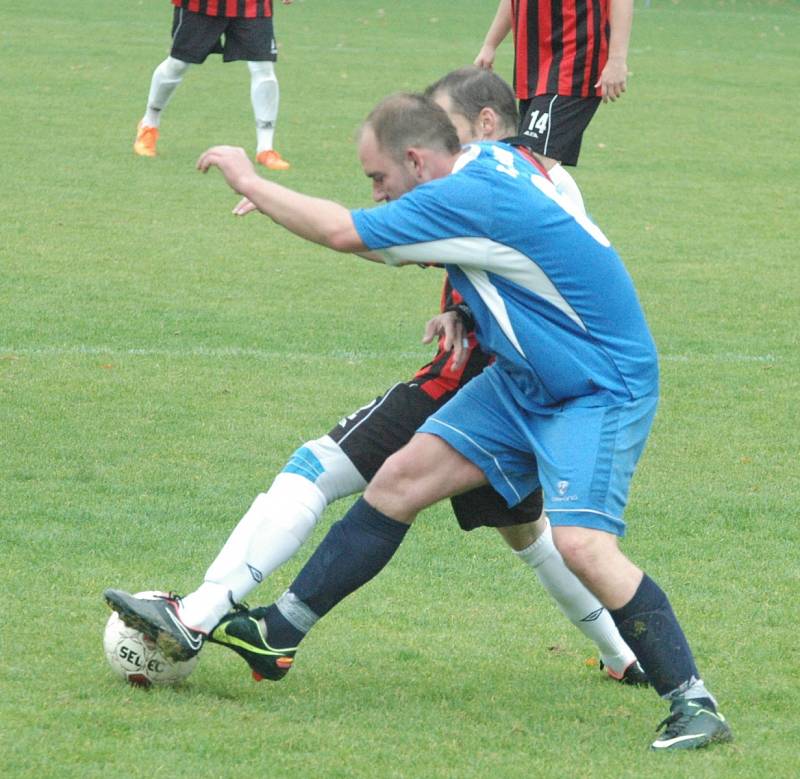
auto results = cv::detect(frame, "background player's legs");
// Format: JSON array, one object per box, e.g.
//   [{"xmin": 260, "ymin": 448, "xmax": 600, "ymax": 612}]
[
  {"xmin": 249, "ymin": 60, "xmax": 279, "ymax": 152},
  {"xmin": 178, "ymin": 435, "xmax": 366, "ymax": 633},
  {"xmin": 249, "ymin": 61, "xmax": 290, "ymax": 169},
  {"xmin": 134, "ymin": 56, "xmax": 191, "ymax": 156},
  {"xmin": 142, "ymin": 56, "xmax": 190, "ymax": 128}
]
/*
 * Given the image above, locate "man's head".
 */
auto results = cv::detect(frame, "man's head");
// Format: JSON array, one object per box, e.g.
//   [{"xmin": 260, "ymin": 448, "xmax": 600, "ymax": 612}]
[
  {"xmin": 358, "ymin": 92, "xmax": 462, "ymax": 202},
  {"xmin": 425, "ymin": 66, "xmax": 519, "ymax": 144}
]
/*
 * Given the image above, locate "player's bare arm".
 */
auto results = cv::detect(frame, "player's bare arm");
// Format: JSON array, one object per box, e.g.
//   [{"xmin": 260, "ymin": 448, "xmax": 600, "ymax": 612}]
[
  {"xmin": 198, "ymin": 145, "xmax": 376, "ymax": 257},
  {"xmin": 596, "ymin": 0, "xmax": 634, "ymax": 102},
  {"xmin": 474, "ymin": 0, "xmax": 512, "ymax": 70}
]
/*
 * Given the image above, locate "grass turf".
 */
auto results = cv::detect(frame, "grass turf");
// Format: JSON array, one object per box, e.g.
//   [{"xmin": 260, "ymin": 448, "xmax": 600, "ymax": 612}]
[{"xmin": 1, "ymin": 1, "xmax": 798, "ymax": 776}]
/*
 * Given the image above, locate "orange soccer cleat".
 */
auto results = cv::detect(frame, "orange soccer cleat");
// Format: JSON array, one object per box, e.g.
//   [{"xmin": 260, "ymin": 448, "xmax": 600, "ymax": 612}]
[
  {"xmin": 256, "ymin": 149, "xmax": 291, "ymax": 170},
  {"xmin": 133, "ymin": 122, "xmax": 159, "ymax": 157}
]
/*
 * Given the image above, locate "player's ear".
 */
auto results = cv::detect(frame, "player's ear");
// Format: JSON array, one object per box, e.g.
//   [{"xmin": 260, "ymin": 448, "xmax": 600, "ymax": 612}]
[
  {"xmin": 406, "ymin": 148, "xmax": 426, "ymax": 179},
  {"xmin": 478, "ymin": 107, "xmax": 497, "ymax": 139}
]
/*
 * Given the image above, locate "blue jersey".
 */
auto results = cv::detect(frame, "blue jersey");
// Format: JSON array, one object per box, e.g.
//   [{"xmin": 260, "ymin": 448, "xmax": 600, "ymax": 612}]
[{"xmin": 351, "ymin": 142, "xmax": 658, "ymax": 410}]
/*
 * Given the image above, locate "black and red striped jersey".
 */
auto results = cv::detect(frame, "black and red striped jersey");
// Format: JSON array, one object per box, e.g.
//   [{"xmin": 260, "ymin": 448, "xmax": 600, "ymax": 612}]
[
  {"xmin": 171, "ymin": 0, "xmax": 272, "ymax": 18},
  {"xmin": 511, "ymin": 0, "xmax": 609, "ymax": 98}
]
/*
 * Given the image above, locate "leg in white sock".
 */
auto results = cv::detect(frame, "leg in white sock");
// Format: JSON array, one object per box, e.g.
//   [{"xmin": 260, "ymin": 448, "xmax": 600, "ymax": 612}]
[
  {"xmin": 178, "ymin": 436, "xmax": 366, "ymax": 632},
  {"xmin": 248, "ymin": 60, "xmax": 279, "ymax": 153},
  {"xmin": 142, "ymin": 56, "xmax": 190, "ymax": 128},
  {"xmin": 507, "ymin": 517, "xmax": 638, "ymax": 676}
]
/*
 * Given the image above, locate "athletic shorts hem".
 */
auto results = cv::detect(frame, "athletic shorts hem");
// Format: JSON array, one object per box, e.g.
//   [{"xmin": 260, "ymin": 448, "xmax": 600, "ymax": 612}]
[
  {"xmin": 547, "ymin": 508, "xmax": 626, "ymax": 537},
  {"xmin": 516, "ymin": 94, "xmax": 601, "ymax": 166},
  {"xmin": 170, "ymin": 8, "xmax": 277, "ymax": 64}
]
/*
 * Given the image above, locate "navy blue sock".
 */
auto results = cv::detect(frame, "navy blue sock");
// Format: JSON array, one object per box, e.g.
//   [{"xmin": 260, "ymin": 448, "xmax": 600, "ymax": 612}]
[
  {"xmin": 264, "ymin": 497, "xmax": 410, "ymax": 648},
  {"xmin": 610, "ymin": 574, "xmax": 700, "ymax": 697}
]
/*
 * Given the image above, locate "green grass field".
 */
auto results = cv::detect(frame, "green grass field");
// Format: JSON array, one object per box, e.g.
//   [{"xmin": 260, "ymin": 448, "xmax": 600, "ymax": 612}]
[{"xmin": 1, "ymin": 0, "xmax": 798, "ymax": 776}]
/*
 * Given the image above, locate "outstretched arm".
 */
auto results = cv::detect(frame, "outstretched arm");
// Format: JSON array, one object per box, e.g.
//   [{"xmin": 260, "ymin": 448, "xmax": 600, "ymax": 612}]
[
  {"xmin": 197, "ymin": 145, "xmax": 373, "ymax": 256},
  {"xmin": 596, "ymin": 0, "xmax": 634, "ymax": 102},
  {"xmin": 474, "ymin": 0, "xmax": 513, "ymax": 70}
]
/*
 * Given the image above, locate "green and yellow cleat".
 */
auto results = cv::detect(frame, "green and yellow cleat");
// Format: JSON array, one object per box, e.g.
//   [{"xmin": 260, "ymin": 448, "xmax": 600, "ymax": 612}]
[{"xmin": 209, "ymin": 606, "xmax": 296, "ymax": 682}]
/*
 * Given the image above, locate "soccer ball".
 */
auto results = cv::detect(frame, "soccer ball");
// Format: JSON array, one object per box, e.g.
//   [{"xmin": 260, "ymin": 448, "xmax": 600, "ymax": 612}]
[{"xmin": 103, "ymin": 591, "xmax": 199, "ymax": 688}]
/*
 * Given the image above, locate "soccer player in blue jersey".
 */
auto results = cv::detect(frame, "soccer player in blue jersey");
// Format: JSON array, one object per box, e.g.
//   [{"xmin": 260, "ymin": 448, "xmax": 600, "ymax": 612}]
[
  {"xmin": 107, "ymin": 69, "xmax": 647, "ymax": 686},
  {"xmin": 127, "ymin": 89, "xmax": 731, "ymax": 749}
]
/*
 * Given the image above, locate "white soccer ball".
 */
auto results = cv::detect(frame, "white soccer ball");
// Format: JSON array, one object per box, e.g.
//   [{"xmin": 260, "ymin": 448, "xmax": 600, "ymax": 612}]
[{"xmin": 103, "ymin": 590, "xmax": 199, "ymax": 688}]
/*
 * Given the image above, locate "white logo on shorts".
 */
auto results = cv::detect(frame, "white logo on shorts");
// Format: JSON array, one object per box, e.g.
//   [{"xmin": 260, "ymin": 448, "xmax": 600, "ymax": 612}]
[{"xmin": 553, "ymin": 479, "xmax": 578, "ymax": 502}]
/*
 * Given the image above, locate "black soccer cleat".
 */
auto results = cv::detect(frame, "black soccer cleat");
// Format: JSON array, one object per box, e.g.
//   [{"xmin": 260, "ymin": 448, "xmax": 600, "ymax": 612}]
[
  {"xmin": 104, "ymin": 589, "xmax": 205, "ymax": 662},
  {"xmin": 208, "ymin": 605, "xmax": 296, "ymax": 682},
  {"xmin": 601, "ymin": 658, "xmax": 650, "ymax": 686},
  {"xmin": 651, "ymin": 697, "xmax": 733, "ymax": 751}
]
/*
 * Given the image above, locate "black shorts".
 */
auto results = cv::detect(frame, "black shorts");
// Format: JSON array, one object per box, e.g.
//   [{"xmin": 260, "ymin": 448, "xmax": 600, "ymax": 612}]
[
  {"xmin": 170, "ymin": 7, "xmax": 277, "ymax": 64},
  {"xmin": 512, "ymin": 94, "xmax": 601, "ymax": 167},
  {"xmin": 327, "ymin": 382, "xmax": 543, "ymax": 531}
]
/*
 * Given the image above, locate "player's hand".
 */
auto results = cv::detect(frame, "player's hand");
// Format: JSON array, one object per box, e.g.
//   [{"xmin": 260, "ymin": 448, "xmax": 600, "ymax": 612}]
[
  {"xmin": 197, "ymin": 145, "xmax": 259, "ymax": 194},
  {"xmin": 474, "ymin": 45, "xmax": 496, "ymax": 70},
  {"xmin": 422, "ymin": 311, "xmax": 469, "ymax": 371},
  {"xmin": 232, "ymin": 197, "xmax": 258, "ymax": 217},
  {"xmin": 595, "ymin": 57, "xmax": 628, "ymax": 102},
  {"xmin": 282, "ymin": 0, "xmax": 294, "ymax": 4}
]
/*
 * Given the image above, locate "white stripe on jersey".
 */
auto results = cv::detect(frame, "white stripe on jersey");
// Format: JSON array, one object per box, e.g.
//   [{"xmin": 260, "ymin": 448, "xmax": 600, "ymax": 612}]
[
  {"xmin": 378, "ymin": 236, "xmax": 587, "ymax": 338},
  {"xmin": 461, "ymin": 267, "xmax": 525, "ymax": 356}
]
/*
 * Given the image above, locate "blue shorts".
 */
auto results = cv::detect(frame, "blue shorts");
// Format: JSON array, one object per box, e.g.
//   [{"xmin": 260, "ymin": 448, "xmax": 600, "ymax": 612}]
[{"xmin": 417, "ymin": 366, "xmax": 658, "ymax": 536}]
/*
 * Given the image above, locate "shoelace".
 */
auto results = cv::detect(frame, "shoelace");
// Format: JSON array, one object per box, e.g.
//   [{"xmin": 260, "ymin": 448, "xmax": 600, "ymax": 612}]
[
  {"xmin": 227, "ymin": 590, "xmax": 250, "ymax": 612},
  {"xmin": 655, "ymin": 709, "xmax": 688, "ymax": 736}
]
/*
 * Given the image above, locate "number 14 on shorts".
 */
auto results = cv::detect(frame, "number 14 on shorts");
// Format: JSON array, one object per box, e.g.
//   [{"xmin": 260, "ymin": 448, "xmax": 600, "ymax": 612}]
[{"xmin": 524, "ymin": 110, "xmax": 550, "ymax": 138}]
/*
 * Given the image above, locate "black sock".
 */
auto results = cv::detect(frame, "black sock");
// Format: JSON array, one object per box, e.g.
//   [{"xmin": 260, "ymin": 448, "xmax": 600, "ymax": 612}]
[
  {"xmin": 264, "ymin": 497, "xmax": 410, "ymax": 647},
  {"xmin": 610, "ymin": 574, "xmax": 700, "ymax": 697}
]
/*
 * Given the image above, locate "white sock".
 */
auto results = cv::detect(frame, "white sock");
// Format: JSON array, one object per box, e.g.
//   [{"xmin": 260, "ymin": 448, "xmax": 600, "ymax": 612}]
[
  {"xmin": 248, "ymin": 60, "xmax": 279, "ymax": 153},
  {"xmin": 142, "ymin": 56, "xmax": 190, "ymax": 127},
  {"xmin": 179, "ymin": 473, "xmax": 326, "ymax": 632},
  {"xmin": 548, "ymin": 163, "xmax": 586, "ymax": 214},
  {"xmin": 514, "ymin": 518, "xmax": 638, "ymax": 675}
]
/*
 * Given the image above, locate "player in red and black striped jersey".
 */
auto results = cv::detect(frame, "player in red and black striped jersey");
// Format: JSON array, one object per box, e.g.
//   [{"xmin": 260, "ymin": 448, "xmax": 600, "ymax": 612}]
[
  {"xmin": 121, "ymin": 68, "xmax": 644, "ymax": 687},
  {"xmin": 475, "ymin": 0, "xmax": 633, "ymax": 178},
  {"xmin": 132, "ymin": 0, "xmax": 293, "ymax": 170}
]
